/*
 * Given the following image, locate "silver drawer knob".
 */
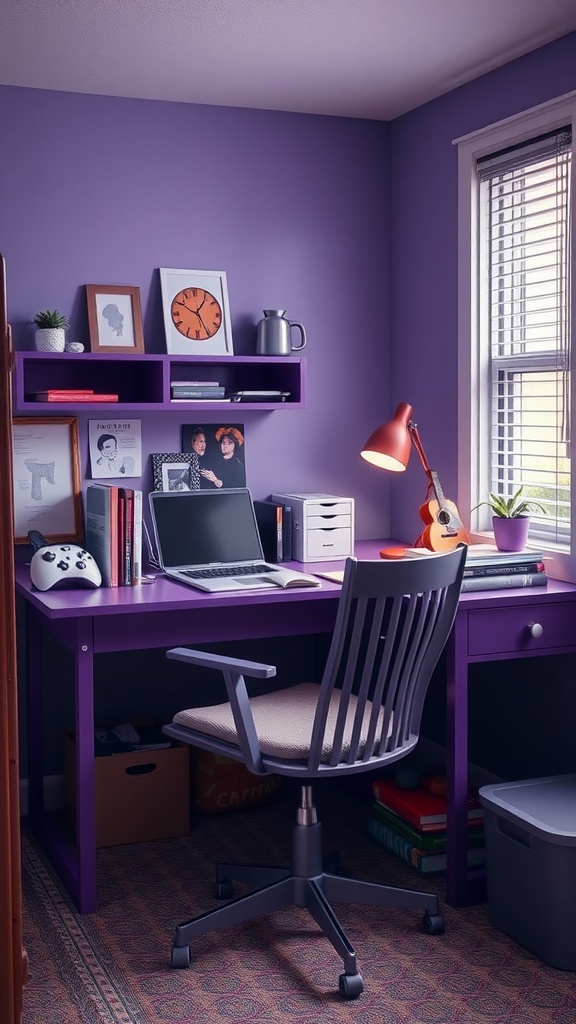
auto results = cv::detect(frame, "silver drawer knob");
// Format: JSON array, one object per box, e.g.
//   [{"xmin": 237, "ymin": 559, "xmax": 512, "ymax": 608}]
[{"xmin": 529, "ymin": 622, "xmax": 544, "ymax": 638}]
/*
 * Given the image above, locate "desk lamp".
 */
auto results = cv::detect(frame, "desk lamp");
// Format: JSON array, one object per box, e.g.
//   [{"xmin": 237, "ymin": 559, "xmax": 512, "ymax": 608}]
[{"xmin": 361, "ymin": 402, "xmax": 469, "ymax": 556}]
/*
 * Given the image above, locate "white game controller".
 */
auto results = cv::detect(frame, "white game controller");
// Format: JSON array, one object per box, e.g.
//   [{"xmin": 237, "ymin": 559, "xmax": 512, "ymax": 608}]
[{"xmin": 30, "ymin": 544, "xmax": 102, "ymax": 591}]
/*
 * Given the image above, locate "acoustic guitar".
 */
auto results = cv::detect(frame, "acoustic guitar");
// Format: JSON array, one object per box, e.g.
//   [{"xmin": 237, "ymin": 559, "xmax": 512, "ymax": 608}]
[{"xmin": 415, "ymin": 471, "xmax": 470, "ymax": 552}]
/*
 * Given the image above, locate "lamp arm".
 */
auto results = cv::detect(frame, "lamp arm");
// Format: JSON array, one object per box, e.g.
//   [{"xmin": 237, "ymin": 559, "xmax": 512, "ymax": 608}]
[{"xmin": 408, "ymin": 422, "xmax": 433, "ymax": 480}]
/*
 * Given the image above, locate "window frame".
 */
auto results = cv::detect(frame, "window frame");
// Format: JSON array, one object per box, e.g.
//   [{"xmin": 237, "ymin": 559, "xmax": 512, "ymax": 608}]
[{"xmin": 456, "ymin": 91, "xmax": 576, "ymax": 582}]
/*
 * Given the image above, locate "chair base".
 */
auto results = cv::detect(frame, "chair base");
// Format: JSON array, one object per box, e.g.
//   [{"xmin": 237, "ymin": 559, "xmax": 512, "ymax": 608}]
[{"xmin": 170, "ymin": 785, "xmax": 444, "ymax": 998}]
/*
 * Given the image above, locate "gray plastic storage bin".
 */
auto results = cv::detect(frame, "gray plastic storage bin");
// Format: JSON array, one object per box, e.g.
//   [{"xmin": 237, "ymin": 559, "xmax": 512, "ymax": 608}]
[{"xmin": 479, "ymin": 775, "xmax": 576, "ymax": 970}]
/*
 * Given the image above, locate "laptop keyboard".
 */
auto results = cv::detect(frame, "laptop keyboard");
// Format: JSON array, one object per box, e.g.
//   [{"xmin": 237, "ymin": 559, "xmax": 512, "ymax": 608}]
[{"xmin": 181, "ymin": 563, "xmax": 274, "ymax": 580}]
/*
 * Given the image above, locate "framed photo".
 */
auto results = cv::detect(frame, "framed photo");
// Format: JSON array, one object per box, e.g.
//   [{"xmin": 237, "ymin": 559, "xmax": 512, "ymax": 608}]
[
  {"xmin": 86, "ymin": 284, "xmax": 145, "ymax": 354},
  {"xmin": 181, "ymin": 423, "xmax": 246, "ymax": 489},
  {"xmin": 12, "ymin": 417, "xmax": 83, "ymax": 544},
  {"xmin": 159, "ymin": 268, "xmax": 234, "ymax": 356},
  {"xmin": 151, "ymin": 452, "xmax": 199, "ymax": 492}
]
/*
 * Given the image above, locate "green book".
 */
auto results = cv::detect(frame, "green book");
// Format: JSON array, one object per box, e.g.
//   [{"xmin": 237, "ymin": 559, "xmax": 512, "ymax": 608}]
[
  {"xmin": 368, "ymin": 813, "xmax": 486, "ymax": 877},
  {"xmin": 371, "ymin": 801, "xmax": 485, "ymax": 851}
]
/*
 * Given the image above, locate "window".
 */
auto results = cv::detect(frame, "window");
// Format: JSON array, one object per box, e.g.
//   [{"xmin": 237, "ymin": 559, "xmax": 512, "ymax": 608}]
[{"xmin": 456, "ymin": 93, "xmax": 576, "ymax": 581}]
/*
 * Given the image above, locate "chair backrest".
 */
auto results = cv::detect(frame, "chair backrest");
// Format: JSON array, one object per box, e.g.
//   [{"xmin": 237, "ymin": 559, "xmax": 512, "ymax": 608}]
[{"xmin": 307, "ymin": 545, "xmax": 467, "ymax": 773}]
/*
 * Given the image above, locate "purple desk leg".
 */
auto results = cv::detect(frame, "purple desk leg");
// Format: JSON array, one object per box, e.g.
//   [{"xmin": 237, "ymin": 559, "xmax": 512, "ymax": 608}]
[
  {"xmin": 27, "ymin": 611, "xmax": 97, "ymax": 913},
  {"xmin": 445, "ymin": 611, "xmax": 486, "ymax": 908}
]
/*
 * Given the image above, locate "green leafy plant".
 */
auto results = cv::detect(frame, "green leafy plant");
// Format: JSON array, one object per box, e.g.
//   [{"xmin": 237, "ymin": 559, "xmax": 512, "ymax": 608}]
[
  {"xmin": 471, "ymin": 486, "xmax": 547, "ymax": 519},
  {"xmin": 33, "ymin": 309, "xmax": 70, "ymax": 330}
]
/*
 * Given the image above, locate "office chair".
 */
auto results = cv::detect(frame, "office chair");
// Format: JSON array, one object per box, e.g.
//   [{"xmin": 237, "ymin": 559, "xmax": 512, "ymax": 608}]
[{"xmin": 163, "ymin": 546, "xmax": 467, "ymax": 998}]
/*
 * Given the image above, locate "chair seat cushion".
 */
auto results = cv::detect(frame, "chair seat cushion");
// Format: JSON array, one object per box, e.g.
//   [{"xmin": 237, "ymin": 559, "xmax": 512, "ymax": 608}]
[{"xmin": 172, "ymin": 683, "xmax": 385, "ymax": 762}]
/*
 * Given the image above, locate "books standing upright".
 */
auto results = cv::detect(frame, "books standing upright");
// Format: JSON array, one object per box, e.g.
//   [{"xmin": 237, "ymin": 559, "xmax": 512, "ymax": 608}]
[
  {"xmin": 85, "ymin": 483, "xmax": 142, "ymax": 587},
  {"xmin": 85, "ymin": 483, "xmax": 119, "ymax": 587}
]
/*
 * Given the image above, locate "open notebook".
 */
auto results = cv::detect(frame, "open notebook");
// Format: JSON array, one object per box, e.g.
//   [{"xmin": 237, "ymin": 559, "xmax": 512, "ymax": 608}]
[{"xmin": 149, "ymin": 487, "xmax": 320, "ymax": 593}]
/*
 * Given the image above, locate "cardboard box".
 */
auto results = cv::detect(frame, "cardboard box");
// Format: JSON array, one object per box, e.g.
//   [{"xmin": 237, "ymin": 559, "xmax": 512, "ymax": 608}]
[
  {"xmin": 65, "ymin": 732, "xmax": 190, "ymax": 847},
  {"xmin": 191, "ymin": 749, "xmax": 282, "ymax": 814}
]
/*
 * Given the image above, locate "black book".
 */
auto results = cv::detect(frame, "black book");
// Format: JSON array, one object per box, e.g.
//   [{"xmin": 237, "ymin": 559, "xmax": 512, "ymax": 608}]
[{"xmin": 254, "ymin": 499, "xmax": 293, "ymax": 562}]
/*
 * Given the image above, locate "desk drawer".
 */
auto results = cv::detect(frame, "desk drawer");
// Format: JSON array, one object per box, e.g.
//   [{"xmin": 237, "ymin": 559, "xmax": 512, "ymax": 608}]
[
  {"xmin": 306, "ymin": 513, "xmax": 352, "ymax": 530},
  {"xmin": 468, "ymin": 602, "xmax": 576, "ymax": 656},
  {"xmin": 306, "ymin": 527, "xmax": 352, "ymax": 560}
]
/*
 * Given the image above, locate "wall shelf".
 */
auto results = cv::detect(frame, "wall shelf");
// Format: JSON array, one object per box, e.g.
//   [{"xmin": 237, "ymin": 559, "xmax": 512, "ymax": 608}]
[{"xmin": 12, "ymin": 352, "xmax": 306, "ymax": 413}]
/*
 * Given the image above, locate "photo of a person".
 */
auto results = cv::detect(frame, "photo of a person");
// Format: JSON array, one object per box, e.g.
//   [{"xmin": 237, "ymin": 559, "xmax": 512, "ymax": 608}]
[
  {"xmin": 96, "ymin": 433, "xmax": 119, "ymax": 473},
  {"xmin": 188, "ymin": 426, "xmax": 206, "ymax": 489},
  {"xmin": 201, "ymin": 426, "xmax": 246, "ymax": 489}
]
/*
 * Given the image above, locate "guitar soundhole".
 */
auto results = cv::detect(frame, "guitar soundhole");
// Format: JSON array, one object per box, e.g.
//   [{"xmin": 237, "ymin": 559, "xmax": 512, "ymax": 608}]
[{"xmin": 438, "ymin": 509, "xmax": 451, "ymax": 526}]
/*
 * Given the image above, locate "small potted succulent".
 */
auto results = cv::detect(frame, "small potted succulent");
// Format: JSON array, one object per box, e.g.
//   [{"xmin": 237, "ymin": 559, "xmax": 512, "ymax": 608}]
[
  {"xmin": 472, "ymin": 486, "xmax": 547, "ymax": 552},
  {"xmin": 33, "ymin": 309, "xmax": 70, "ymax": 352}
]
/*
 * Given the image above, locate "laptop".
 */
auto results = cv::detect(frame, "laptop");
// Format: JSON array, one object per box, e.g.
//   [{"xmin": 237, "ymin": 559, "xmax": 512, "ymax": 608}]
[{"xmin": 148, "ymin": 487, "xmax": 291, "ymax": 593}]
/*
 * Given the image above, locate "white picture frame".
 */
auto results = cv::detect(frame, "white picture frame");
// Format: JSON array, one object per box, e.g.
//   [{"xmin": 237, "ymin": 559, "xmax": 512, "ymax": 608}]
[{"xmin": 159, "ymin": 268, "xmax": 234, "ymax": 356}]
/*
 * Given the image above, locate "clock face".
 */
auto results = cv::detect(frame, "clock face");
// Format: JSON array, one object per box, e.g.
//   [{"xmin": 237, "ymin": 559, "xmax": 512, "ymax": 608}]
[{"xmin": 170, "ymin": 287, "xmax": 222, "ymax": 340}]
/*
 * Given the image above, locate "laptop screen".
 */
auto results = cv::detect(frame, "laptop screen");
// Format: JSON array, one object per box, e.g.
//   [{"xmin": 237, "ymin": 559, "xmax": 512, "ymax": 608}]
[{"xmin": 149, "ymin": 488, "xmax": 265, "ymax": 569}]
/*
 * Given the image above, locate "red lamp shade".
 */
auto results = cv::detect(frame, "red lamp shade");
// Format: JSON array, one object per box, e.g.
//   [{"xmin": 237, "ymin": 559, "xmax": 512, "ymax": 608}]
[{"xmin": 360, "ymin": 402, "xmax": 413, "ymax": 472}]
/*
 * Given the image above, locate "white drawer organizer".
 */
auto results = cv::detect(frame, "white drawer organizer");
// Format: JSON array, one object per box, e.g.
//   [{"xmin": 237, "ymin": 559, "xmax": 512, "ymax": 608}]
[{"xmin": 270, "ymin": 492, "xmax": 354, "ymax": 562}]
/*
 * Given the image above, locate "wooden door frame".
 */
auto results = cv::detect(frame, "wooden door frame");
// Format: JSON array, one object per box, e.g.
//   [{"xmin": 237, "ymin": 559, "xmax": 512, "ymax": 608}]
[{"xmin": 0, "ymin": 253, "xmax": 25, "ymax": 1021}]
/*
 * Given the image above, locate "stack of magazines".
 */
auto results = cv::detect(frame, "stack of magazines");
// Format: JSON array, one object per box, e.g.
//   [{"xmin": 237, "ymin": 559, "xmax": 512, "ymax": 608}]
[{"xmin": 405, "ymin": 543, "xmax": 547, "ymax": 592}]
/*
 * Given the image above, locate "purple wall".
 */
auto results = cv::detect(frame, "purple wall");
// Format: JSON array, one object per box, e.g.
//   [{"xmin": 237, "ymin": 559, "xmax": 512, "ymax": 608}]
[
  {"xmin": 2, "ymin": 31, "xmax": 576, "ymax": 547},
  {"xmin": 388, "ymin": 31, "xmax": 576, "ymax": 542},
  {"xmin": 0, "ymin": 88, "xmax": 391, "ymax": 539}
]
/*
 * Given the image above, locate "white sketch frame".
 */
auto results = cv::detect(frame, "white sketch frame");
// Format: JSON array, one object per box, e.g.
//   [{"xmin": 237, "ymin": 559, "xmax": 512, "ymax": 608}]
[
  {"xmin": 159, "ymin": 268, "xmax": 234, "ymax": 356},
  {"xmin": 12, "ymin": 417, "xmax": 83, "ymax": 543}
]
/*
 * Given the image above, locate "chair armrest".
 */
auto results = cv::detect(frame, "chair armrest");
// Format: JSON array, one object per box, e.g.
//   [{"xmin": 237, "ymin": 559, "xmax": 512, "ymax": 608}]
[
  {"xmin": 167, "ymin": 647, "xmax": 276, "ymax": 680},
  {"xmin": 166, "ymin": 646, "xmax": 276, "ymax": 774}
]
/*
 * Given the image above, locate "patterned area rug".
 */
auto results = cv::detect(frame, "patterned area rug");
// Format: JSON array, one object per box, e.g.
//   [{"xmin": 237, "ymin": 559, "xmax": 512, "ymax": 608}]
[{"xmin": 22, "ymin": 782, "xmax": 576, "ymax": 1023}]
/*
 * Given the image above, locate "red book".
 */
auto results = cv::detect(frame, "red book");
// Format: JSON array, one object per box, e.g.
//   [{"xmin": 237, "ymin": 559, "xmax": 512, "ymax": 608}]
[
  {"xmin": 372, "ymin": 778, "xmax": 483, "ymax": 832},
  {"xmin": 31, "ymin": 391, "xmax": 119, "ymax": 402}
]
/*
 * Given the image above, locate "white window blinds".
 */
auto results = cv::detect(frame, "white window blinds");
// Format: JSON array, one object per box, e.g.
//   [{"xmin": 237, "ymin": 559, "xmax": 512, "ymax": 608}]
[{"xmin": 477, "ymin": 127, "xmax": 572, "ymax": 543}]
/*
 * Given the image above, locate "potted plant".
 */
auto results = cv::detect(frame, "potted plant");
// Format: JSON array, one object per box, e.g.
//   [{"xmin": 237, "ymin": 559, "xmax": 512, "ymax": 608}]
[
  {"xmin": 472, "ymin": 486, "xmax": 547, "ymax": 552},
  {"xmin": 33, "ymin": 309, "xmax": 70, "ymax": 352}
]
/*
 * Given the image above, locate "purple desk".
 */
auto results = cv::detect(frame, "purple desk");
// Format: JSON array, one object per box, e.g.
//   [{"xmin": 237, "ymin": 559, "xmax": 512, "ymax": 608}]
[{"xmin": 16, "ymin": 543, "xmax": 576, "ymax": 912}]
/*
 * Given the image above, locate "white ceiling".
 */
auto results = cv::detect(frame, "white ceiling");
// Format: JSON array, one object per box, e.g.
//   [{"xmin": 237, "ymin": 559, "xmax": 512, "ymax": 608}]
[{"xmin": 2, "ymin": 0, "xmax": 576, "ymax": 121}]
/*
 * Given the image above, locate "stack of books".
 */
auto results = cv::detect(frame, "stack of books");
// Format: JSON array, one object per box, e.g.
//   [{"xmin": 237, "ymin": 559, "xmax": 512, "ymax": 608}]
[
  {"xmin": 27, "ymin": 388, "xmax": 119, "ymax": 402},
  {"xmin": 170, "ymin": 380, "xmax": 230, "ymax": 402},
  {"xmin": 368, "ymin": 777, "xmax": 485, "ymax": 876},
  {"xmin": 84, "ymin": 483, "xmax": 143, "ymax": 587},
  {"xmin": 461, "ymin": 544, "xmax": 546, "ymax": 592},
  {"xmin": 405, "ymin": 543, "xmax": 547, "ymax": 592}
]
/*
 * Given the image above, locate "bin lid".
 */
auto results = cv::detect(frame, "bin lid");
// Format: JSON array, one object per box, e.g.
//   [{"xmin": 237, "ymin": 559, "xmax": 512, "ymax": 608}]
[{"xmin": 479, "ymin": 774, "xmax": 576, "ymax": 845}]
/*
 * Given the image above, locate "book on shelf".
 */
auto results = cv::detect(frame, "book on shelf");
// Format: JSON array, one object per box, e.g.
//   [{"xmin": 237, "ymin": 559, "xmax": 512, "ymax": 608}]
[
  {"xmin": 370, "ymin": 801, "xmax": 485, "ymax": 851},
  {"xmin": 170, "ymin": 380, "xmax": 221, "ymax": 387},
  {"xmin": 170, "ymin": 397, "xmax": 232, "ymax": 403},
  {"xmin": 29, "ymin": 390, "xmax": 120, "ymax": 402},
  {"xmin": 461, "ymin": 571, "xmax": 547, "ymax": 592},
  {"xmin": 463, "ymin": 560, "xmax": 545, "ymax": 578},
  {"xmin": 372, "ymin": 777, "xmax": 483, "ymax": 831},
  {"xmin": 368, "ymin": 813, "xmax": 486, "ymax": 876},
  {"xmin": 84, "ymin": 483, "xmax": 119, "ymax": 587},
  {"xmin": 170, "ymin": 386, "xmax": 226, "ymax": 398}
]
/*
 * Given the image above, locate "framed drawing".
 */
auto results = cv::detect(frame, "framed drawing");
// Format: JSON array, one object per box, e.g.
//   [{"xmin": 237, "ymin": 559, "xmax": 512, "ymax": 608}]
[
  {"xmin": 86, "ymin": 284, "xmax": 145, "ymax": 353},
  {"xmin": 151, "ymin": 452, "xmax": 199, "ymax": 491},
  {"xmin": 159, "ymin": 268, "xmax": 234, "ymax": 356},
  {"xmin": 12, "ymin": 417, "xmax": 83, "ymax": 543}
]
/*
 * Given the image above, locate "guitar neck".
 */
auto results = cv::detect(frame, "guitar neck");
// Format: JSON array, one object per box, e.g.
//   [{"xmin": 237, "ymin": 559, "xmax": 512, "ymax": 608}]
[{"xmin": 430, "ymin": 471, "xmax": 463, "ymax": 532}]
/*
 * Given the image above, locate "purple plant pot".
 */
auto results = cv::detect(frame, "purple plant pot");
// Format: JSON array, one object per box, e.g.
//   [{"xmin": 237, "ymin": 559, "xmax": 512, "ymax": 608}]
[{"xmin": 492, "ymin": 515, "xmax": 530, "ymax": 552}]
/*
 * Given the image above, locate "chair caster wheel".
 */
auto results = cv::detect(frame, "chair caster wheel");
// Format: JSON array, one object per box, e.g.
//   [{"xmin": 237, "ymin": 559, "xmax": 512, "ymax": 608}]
[
  {"xmin": 423, "ymin": 910, "xmax": 445, "ymax": 935},
  {"xmin": 213, "ymin": 878, "xmax": 234, "ymax": 899},
  {"xmin": 171, "ymin": 944, "xmax": 191, "ymax": 969},
  {"xmin": 338, "ymin": 972, "xmax": 363, "ymax": 998}
]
